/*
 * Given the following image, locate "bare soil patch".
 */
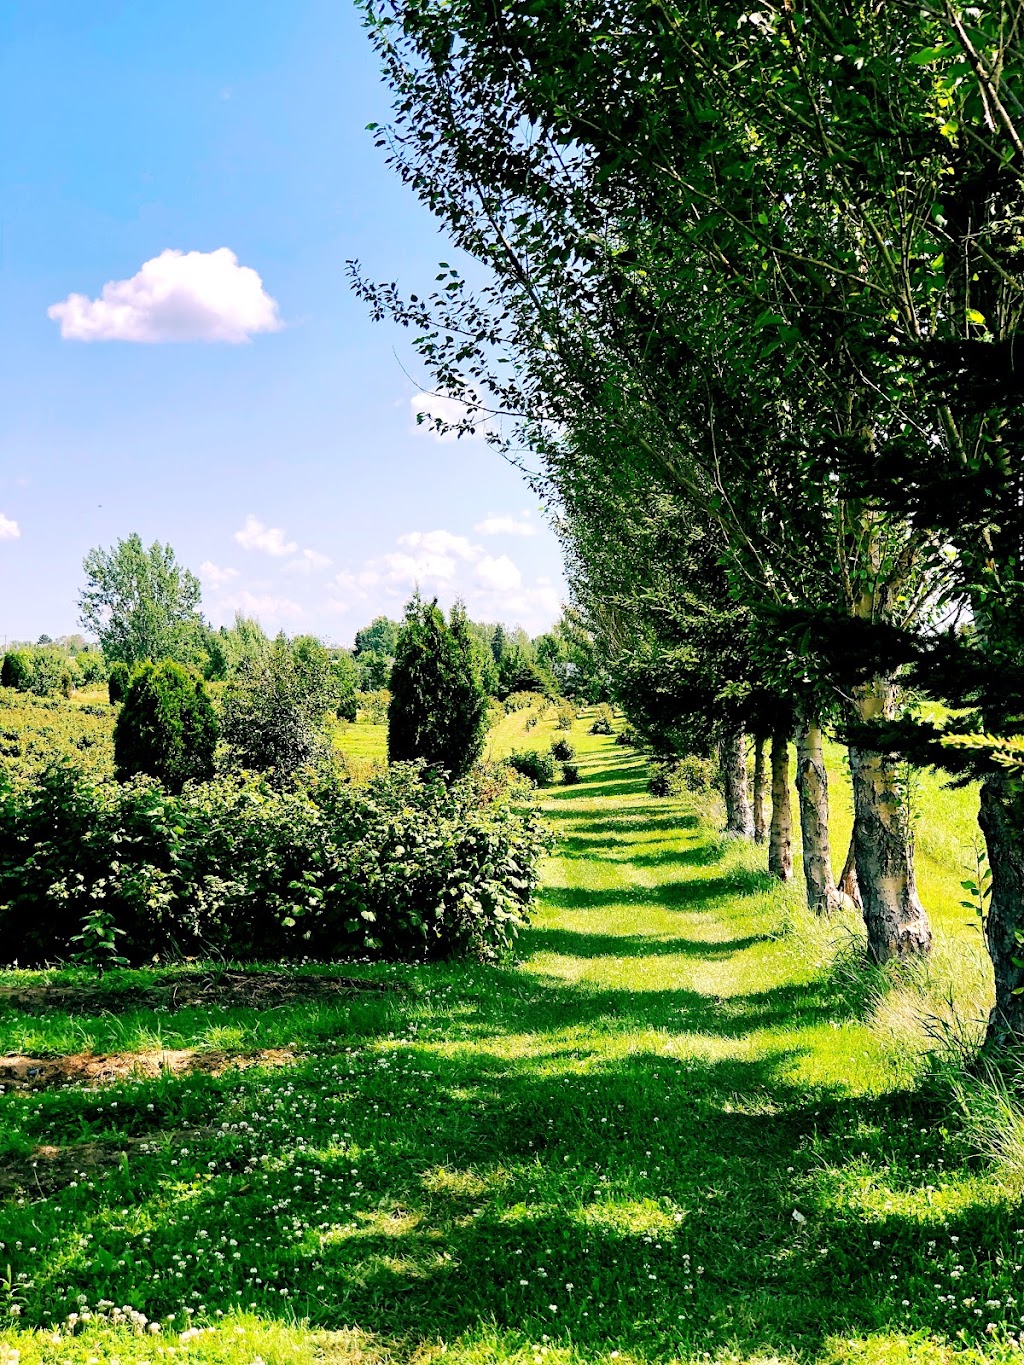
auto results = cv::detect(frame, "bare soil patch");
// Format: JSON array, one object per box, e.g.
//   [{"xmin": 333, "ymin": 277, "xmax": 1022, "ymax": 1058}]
[
  {"xmin": 0, "ymin": 1045, "xmax": 297, "ymax": 1090},
  {"xmin": 0, "ymin": 1127, "xmax": 217, "ymax": 1199},
  {"xmin": 0, "ymin": 969, "xmax": 398, "ymax": 1014}
]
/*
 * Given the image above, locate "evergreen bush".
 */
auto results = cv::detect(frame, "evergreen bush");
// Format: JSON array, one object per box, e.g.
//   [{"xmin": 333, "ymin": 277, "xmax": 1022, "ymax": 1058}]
[
  {"xmin": 1, "ymin": 652, "xmax": 31, "ymax": 691},
  {"xmin": 108, "ymin": 661, "xmax": 131, "ymax": 705},
  {"xmin": 114, "ymin": 661, "xmax": 217, "ymax": 793},
  {"xmin": 388, "ymin": 597, "xmax": 487, "ymax": 781},
  {"xmin": 551, "ymin": 737, "xmax": 575, "ymax": 761},
  {"xmin": 562, "ymin": 762, "xmax": 581, "ymax": 785}
]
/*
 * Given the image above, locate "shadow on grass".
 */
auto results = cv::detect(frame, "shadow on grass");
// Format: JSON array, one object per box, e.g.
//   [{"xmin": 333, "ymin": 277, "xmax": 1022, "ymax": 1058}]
[
  {"xmin": 525, "ymin": 928, "xmax": 777, "ymax": 960},
  {"xmin": 540, "ymin": 867, "xmax": 777, "ymax": 914},
  {"xmin": 5, "ymin": 1027, "xmax": 1009, "ymax": 1361}
]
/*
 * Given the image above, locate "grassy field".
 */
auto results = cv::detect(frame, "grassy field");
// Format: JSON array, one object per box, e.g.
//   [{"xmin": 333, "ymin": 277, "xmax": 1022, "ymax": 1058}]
[{"xmin": 0, "ymin": 709, "xmax": 1017, "ymax": 1365}]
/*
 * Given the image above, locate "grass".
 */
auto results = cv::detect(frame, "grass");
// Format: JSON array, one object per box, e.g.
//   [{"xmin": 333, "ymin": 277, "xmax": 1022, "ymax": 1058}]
[{"xmin": 0, "ymin": 712, "xmax": 1018, "ymax": 1365}]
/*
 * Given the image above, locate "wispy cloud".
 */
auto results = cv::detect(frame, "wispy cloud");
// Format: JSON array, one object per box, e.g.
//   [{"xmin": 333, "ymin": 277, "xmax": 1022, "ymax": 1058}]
[
  {"xmin": 329, "ymin": 526, "xmax": 561, "ymax": 632},
  {"xmin": 0, "ymin": 513, "xmax": 21, "ymax": 541},
  {"xmin": 234, "ymin": 515, "xmax": 298, "ymax": 557},
  {"xmin": 48, "ymin": 248, "xmax": 282, "ymax": 344},
  {"xmin": 475, "ymin": 513, "xmax": 539, "ymax": 538},
  {"xmin": 199, "ymin": 560, "xmax": 240, "ymax": 587},
  {"xmin": 284, "ymin": 548, "xmax": 332, "ymax": 574}
]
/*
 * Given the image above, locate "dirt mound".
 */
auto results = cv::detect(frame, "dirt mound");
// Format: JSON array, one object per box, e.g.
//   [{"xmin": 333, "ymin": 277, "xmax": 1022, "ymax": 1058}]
[
  {"xmin": 0, "ymin": 969, "xmax": 398, "ymax": 1013},
  {"xmin": 0, "ymin": 1045, "xmax": 297, "ymax": 1090}
]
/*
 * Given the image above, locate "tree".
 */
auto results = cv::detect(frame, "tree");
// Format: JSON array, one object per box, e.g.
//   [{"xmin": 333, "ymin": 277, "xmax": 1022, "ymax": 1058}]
[
  {"xmin": 388, "ymin": 596, "xmax": 487, "ymax": 780},
  {"xmin": 356, "ymin": 649, "xmax": 392, "ymax": 691},
  {"xmin": 353, "ymin": 0, "xmax": 951, "ymax": 959},
  {"xmin": 329, "ymin": 649, "xmax": 360, "ymax": 721},
  {"xmin": 79, "ymin": 534, "xmax": 205, "ymax": 668},
  {"xmin": 220, "ymin": 634, "xmax": 334, "ymax": 783},
  {"xmin": 108, "ymin": 662, "xmax": 130, "ymax": 705},
  {"xmin": 114, "ymin": 660, "xmax": 217, "ymax": 792},
  {"xmin": 1, "ymin": 652, "xmax": 31, "ymax": 691},
  {"xmin": 355, "ymin": 616, "xmax": 401, "ymax": 659}
]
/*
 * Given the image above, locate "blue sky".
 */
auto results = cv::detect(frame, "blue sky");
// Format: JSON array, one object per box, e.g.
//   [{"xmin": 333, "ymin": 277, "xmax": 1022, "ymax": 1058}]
[{"xmin": 0, "ymin": 0, "xmax": 567, "ymax": 646}]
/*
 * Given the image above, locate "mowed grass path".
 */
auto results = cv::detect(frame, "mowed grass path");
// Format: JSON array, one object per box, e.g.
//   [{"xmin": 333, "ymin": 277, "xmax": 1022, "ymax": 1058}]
[{"xmin": 0, "ymin": 716, "xmax": 1019, "ymax": 1365}]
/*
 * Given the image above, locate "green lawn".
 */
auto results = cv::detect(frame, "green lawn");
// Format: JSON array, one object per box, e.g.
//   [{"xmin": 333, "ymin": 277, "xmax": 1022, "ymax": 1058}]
[{"xmin": 0, "ymin": 715, "xmax": 1017, "ymax": 1365}]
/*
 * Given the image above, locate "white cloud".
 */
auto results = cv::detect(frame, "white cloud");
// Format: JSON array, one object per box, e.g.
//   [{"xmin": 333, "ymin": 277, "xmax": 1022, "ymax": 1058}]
[
  {"xmin": 217, "ymin": 590, "xmax": 305, "ymax": 622},
  {"xmin": 234, "ymin": 515, "xmax": 298, "ymax": 557},
  {"xmin": 409, "ymin": 391, "xmax": 488, "ymax": 442},
  {"xmin": 0, "ymin": 513, "xmax": 20, "ymax": 541},
  {"xmin": 199, "ymin": 560, "xmax": 240, "ymax": 587},
  {"xmin": 398, "ymin": 529, "xmax": 479, "ymax": 561},
  {"xmin": 475, "ymin": 554, "xmax": 522, "ymax": 592},
  {"xmin": 284, "ymin": 548, "xmax": 332, "ymax": 574},
  {"xmin": 324, "ymin": 525, "xmax": 562, "ymax": 633},
  {"xmin": 48, "ymin": 247, "xmax": 282, "ymax": 343},
  {"xmin": 475, "ymin": 513, "xmax": 540, "ymax": 538}
]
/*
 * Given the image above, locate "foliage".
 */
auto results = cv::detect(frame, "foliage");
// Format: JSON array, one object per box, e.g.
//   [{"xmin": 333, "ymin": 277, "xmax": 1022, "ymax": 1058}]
[
  {"xmin": 356, "ymin": 689, "xmax": 390, "ymax": 725},
  {"xmin": 589, "ymin": 703, "xmax": 614, "ymax": 736},
  {"xmin": 328, "ymin": 649, "xmax": 360, "ymax": 722},
  {"xmin": 506, "ymin": 749, "xmax": 556, "ymax": 786},
  {"xmin": 0, "ymin": 689, "xmax": 115, "ymax": 781},
  {"xmin": 108, "ymin": 662, "xmax": 130, "ymax": 705},
  {"xmin": 1, "ymin": 646, "xmax": 86, "ymax": 698},
  {"xmin": 616, "ymin": 724, "xmax": 640, "ymax": 747},
  {"xmin": 550, "ymin": 737, "xmax": 575, "ymax": 761},
  {"xmin": 388, "ymin": 597, "xmax": 488, "ymax": 781},
  {"xmin": 554, "ymin": 699, "xmax": 576, "ymax": 731},
  {"xmin": 354, "ymin": 615, "xmax": 401, "ymax": 659},
  {"xmin": 114, "ymin": 661, "xmax": 218, "ymax": 793},
  {"xmin": 561, "ymin": 761, "xmax": 580, "ymax": 785},
  {"xmin": 0, "ymin": 653, "xmax": 31, "ymax": 691},
  {"xmin": 0, "ymin": 761, "xmax": 550, "ymax": 965},
  {"xmin": 79, "ymin": 534, "xmax": 205, "ymax": 668},
  {"xmin": 504, "ymin": 691, "xmax": 542, "ymax": 713},
  {"xmin": 220, "ymin": 635, "xmax": 333, "ymax": 784}
]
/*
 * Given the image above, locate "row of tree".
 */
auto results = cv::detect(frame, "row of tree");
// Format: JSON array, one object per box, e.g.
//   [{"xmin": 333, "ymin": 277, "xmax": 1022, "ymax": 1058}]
[
  {"xmin": 355, "ymin": 0, "xmax": 1024, "ymax": 1046},
  {"xmin": 64, "ymin": 532, "xmax": 609, "ymax": 702},
  {"xmin": 108, "ymin": 594, "xmax": 498, "ymax": 792}
]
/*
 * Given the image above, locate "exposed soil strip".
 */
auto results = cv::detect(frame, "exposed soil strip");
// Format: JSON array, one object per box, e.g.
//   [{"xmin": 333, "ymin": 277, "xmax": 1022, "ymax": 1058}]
[
  {"xmin": 0, "ymin": 969, "xmax": 399, "ymax": 1013},
  {"xmin": 0, "ymin": 1130, "xmax": 208, "ymax": 1199},
  {"xmin": 0, "ymin": 1044, "xmax": 297, "ymax": 1090}
]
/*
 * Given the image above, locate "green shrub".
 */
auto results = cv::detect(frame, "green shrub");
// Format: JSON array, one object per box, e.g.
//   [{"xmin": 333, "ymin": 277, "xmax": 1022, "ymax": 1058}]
[
  {"xmin": 0, "ymin": 690, "xmax": 115, "ymax": 780},
  {"xmin": 388, "ymin": 598, "xmax": 487, "ymax": 781},
  {"xmin": 485, "ymin": 697, "xmax": 505, "ymax": 728},
  {"xmin": 589, "ymin": 702, "xmax": 615, "ymax": 735},
  {"xmin": 647, "ymin": 754, "xmax": 716, "ymax": 797},
  {"xmin": 504, "ymin": 690, "xmax": 541, "ymax": 713},
  {"xmin": 647, "ymin": 763, "xmax": 677, "ymax": 797},
  {"xmin": 525, "ymin": 713, "xmax": 538, "ymax": 730},
  {"xmin": 0, "ymin": 762, "xmax": 550, "ymax": 965},
  {"xmin": 555, "ymin": 699, "xmax": 577, "ymax": 731},
  {"xmin": 507, "ymin": 749, "xmax": 557, "ymax": 785},
  {"xmin": 72, "ymin": 650, "xmax": 107, "ymax": 688},
  {"xmin": 357, "ymin": 689, "xmax": 391, "ymax": 724},
  {"xmin": 562, "ymin": 762, "xmax": 581, "ymax": 785},
  {"xmin": 1, "ymin": 652, "xmax": 31, "ymax": 691},
  {"xmin": 108, "ymin": 661, "xmax": 131, "ymax": 704},
  {"xmin": 676, "ymin": 753, "xmax": 717, "ymax": 791},
  {"xmin": 114, "ymin": 660, "xmax": 217, "ymax": 793},
  {"xmin": 615, "ymin": 724, "xmax": 640, "ymax": 747},
  {"xmin": 551, "ymin": 737, "xmax": 575, "ymax": 761},
  {"xmin": 220, "ymin": 635, "xmax": 332, "ymax": 783}
]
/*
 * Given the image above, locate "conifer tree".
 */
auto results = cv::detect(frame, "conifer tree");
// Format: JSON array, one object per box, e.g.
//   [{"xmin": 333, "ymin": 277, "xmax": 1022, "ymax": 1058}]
[
  {"xmin": 388, "ymin": 596, "xmax": 487, "ymax": 780},
  {"xmin": 114, "ymin": 660, "xmax": 217, "ymax": 792}
]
